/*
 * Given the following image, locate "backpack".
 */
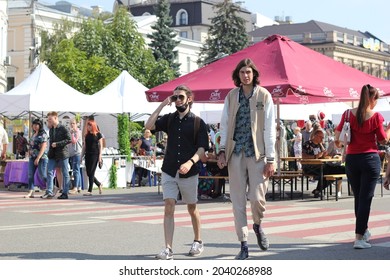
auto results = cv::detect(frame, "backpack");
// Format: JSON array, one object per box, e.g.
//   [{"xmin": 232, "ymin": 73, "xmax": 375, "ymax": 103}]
[{"xmin": 197, "ymin": 162, "xmax": 214, "ymax": 197}]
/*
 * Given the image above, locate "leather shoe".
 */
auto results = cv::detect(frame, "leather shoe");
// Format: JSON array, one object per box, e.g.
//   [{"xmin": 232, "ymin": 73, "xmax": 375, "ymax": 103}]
[
  {"xmin": 234, "ymin": 248, "xmax": 248, "ymax": 260},
  {"xmin": 253, "ymin": 225, "xmax": 269, "ymax": 251},
  {"xmin": 57, "ymin": 194, "xmax": 68, "ymax": 199}
]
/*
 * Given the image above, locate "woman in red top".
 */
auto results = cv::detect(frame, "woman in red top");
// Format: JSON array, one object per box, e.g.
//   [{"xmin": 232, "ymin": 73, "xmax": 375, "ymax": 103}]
[{"xmin": 335, "ymin": 84, "xmax": 390, "ymax": 249}]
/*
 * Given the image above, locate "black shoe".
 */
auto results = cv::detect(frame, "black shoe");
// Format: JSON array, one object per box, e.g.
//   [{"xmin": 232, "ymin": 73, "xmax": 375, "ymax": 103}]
[
  {"xmin": 57, "ymin": 194, "xmax": 68, "ymax": 199},
  {"xmin": 313, "ymin": 189, "xmax": 321, "ymax": 198},
  {"xmin": 234, "ymin": 247, "xmax": 248, "ymax": 260},
  {"xmin": 253, "ymin": 224, "xmax": 269, "ymax": 251}
]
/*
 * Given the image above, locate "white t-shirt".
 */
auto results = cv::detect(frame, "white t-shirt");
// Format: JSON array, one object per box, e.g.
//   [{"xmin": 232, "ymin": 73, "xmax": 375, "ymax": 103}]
[{"xmin": 0, "ymin": 125, "xmax": 9, "ymax": 154}]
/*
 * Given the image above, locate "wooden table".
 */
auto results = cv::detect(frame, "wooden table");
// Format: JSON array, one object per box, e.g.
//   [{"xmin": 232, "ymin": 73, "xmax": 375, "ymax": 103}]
[{"xmin": 301, "ymin": 158, "xmax": 342, "ymax": 200}]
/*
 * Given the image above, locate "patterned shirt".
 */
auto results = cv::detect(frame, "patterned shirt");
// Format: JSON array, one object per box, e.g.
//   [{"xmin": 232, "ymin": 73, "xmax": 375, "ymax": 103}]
[
  {"xmin": 29, "ymin": 131, "xmax": 48, "ymax": 159},
  {"xmin": 302, "ymin": 140, "xmax": 325, "ymax": 157},
  {"xmin": 233, "ymin": 88, "xmax": 255, "ymax": 157}
]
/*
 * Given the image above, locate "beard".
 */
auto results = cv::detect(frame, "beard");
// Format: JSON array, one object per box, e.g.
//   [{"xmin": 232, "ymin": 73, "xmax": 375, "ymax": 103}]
[{"xmin": 176, "ymin": 103, "xmax": 189, "ymax": 113}]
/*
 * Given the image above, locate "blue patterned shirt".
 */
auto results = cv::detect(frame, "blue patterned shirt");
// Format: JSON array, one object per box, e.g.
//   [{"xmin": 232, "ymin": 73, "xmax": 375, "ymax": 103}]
[
  {"xmin": 29, "ymin": 131, "xmax": 48, "ymax": 159},
  {"xmin": 233, "ymin": 87, "xmax": 255, "ymax": 157}
]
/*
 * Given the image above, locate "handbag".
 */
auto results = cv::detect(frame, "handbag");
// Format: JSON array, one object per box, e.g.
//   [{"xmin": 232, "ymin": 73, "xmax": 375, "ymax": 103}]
[
  {"xmin": 339, "ymin": 109, "xmax": 351, "ymax": 163},
  {"xmin": 339, "ymin": 109, "xmax": 351, "ymax": 144}
]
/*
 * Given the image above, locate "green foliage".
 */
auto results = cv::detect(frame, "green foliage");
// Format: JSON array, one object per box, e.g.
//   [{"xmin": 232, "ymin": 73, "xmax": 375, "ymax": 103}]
[
  {"xmin": 129, "ymin": 121, "xmax": 143, "ymax": 139},
  {"xmin": 44, "ymin": 7, "xmax": 175, "ymax": 92},
  {"xmin": 109, "ymin": 163, "xmax": 117, "ymax": 189},
  {"xmin": 47, "ymin": 39, "xmax": 119, "ymax": 94},
  {"xmin": 39, "ymin": 19, "xmax": 79, "ymax": 64},
  {"xmin": 147, "ymin": 0, "xmax": 181, "ymax": 77},
  {"xmin": 198, "ymin": 0, "xmax": 249, "ymax": 66},
  {"xmin": 117, "ymin": 114, "xmax": 131, "ymax": 161}
]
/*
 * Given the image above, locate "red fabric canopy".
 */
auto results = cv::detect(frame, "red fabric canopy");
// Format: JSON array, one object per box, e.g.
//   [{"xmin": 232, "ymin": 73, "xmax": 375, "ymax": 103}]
[{"xmin": 146, "ymin": 35, "xmax": 390, "ymax": 104}]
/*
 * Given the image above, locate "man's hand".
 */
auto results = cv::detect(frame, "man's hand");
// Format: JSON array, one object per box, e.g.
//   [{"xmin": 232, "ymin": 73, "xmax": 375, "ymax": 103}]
[
  {"xmin": 179, "ymin": 161, "xmax": 192, "ymax": 175},
  {"xmin": 217, "ymin": 153, "xmax": 226, "ymax": 169},
  {"xmin": 263, "ymin": 163, "xmax": 275, "ymax": 178}
]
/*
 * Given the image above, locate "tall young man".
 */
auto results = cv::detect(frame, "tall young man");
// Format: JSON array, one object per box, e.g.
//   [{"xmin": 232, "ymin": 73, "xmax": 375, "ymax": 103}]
[{"xmin": 218, "ymin": 58, "xmax": 276, "ymax": 260}]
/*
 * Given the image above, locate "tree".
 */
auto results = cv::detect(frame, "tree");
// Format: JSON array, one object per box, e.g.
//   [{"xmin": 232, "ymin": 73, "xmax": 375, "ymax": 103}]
[
  {"xmin": 47, "ymin": 39, "xmax": 119, "ymax": 95},
  {"xmin": 197, "ymin": 0, "xmax": 249, "ymax": 66},
  {"xmin": 147, "ymin": 0, "xmax": 181, "ymax": 77},
  {"xmin": 42, "ymin": 7, "xmax": 176, "ymax": 92}
]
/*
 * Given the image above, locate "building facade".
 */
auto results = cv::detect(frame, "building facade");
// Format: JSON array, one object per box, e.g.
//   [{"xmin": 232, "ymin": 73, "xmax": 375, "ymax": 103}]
[
  {"xmin": 0, "ymin": 0, "xmax": 8, "ymax": 93},
  {"xmin": 7, "ymin": 0, "xmax": 91, "ymax": 88},
  {"xmin": 118, "ymin": 0, "xmax": 253, "ymax": 42},
  {"xmin": 249, "ymin": 20, "xmax": 390, "ymax": 80}
]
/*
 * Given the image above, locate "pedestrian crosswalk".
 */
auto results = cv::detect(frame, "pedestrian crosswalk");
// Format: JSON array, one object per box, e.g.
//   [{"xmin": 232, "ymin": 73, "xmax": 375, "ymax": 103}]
[{"xmin": 1, "ymin": 190, "xmax": 389, "ymax": 247}]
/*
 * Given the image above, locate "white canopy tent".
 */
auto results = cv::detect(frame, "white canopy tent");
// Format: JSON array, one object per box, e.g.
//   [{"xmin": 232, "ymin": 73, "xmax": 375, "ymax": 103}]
[
  {"xmin": 88, "ymin": 70, "xmax": 157, "ymax": 115},
  {"xmin": 0, "ymin": 64, "xmax": 92, "ymax": 116}
]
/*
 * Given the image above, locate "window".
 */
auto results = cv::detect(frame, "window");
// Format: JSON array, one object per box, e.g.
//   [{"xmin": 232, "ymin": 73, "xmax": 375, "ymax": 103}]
[
  {"xmin": 7, "ymin": 77, "xmax": 15, "ymax": 91},
  {"xmin": 176, "ymin": 9, "xmax": 188, "ymax": 25},
  {"xmin": 179, "ymin": 31, "xmax": 188, "ymax": 38}
]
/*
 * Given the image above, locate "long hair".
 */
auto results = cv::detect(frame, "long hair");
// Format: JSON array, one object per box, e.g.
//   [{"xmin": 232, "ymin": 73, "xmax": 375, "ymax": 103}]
[
  {"xmin": 86, "ymin": 120, "xmax": 99, "ymax": 136},
  {"xmin": 232, "ymin": 58, "xmax": 260, "ymax": 87},
  {"xmin": 174, "ymin": 84, "xmax": 194, "ymax": 108},
  {"xmin": 356, "ymin": 84, "xmax": 379, "ymax": 126}
]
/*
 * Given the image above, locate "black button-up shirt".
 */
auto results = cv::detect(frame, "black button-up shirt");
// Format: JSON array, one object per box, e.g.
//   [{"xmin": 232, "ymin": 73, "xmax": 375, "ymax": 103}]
[{"xmin": 155, "ymin": 111, "xmax": 209, "ymax": 178}]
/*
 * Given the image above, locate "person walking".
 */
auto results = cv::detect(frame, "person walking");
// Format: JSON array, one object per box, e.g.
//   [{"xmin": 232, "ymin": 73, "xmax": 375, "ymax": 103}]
[
  {"xmin": 25, "ymin": 119, "xmax": 48, "ymax": 198},
  {"xmin": 145, "ymin": 85, "xmax": 209, "ymax": 260},
  {"xmin": 335, "ymin": 84, "xmax": 390, "ymax": 249},
  {"xmin": 81, "ymin": 119, "xmax": 103, "ymax": 196},
  {"xmin": 41, "ymin": 111, "xmax": 71, "ymax": 199},
  {"xmin": 68, "ymin": 118, "xmax": 83, "ymax": 194},
  {"xmin": 217, "ymin": 58, "xmax": 276, "ymax": 260}
]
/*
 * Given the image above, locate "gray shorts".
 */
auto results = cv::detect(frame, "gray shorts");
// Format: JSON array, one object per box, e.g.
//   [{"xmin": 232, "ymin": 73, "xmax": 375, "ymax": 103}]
[{"xmin": 161, "ymin": 171, "xmax": 198, "ymax": 204}]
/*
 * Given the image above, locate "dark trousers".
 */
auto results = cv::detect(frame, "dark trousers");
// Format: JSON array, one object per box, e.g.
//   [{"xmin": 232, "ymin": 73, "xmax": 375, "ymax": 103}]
[
  {"xmin": 303, "ymin": 164, "xmax": 346, "ymax": 191},
  {"xmin": 85, "ymin": 153, "xmax": 101, "ymax": 193},
  {"xmin": 346, "ymin": 153, "xmax": 380, "ymax": 236}
]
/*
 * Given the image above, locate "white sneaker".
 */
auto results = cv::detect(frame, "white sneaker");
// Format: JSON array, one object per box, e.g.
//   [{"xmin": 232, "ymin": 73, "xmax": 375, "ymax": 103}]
[
  {"xmin": 337, "ymin": 192, "xmax": 342, "ymax": 198},
  {"xmin": 155, "ymin": 248, "xmax": 173, "ymax": 260},
  {"xmin": 363, "ymin": 229, "xmax": 371, "ymax": 242},
  {"xmin": 188, "ymin": 241, "xmax": 204, "ymax": 256},
  {"xmin": 353, "ymin": 239, "xmax": 371, "ymax": 249}
]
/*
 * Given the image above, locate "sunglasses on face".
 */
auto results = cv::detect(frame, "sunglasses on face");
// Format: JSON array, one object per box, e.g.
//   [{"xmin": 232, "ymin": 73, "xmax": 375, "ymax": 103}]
[{"xmin": 170, "ymin": 94, "xmax": 186, "ymax": 102}]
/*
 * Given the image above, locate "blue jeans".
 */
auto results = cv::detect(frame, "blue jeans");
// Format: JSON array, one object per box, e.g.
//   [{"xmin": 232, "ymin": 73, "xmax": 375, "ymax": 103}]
[
  {"xmin": 28, "ymin": 157, "xmax": 48, "ymax": 190},
  {"xmin": 69, "ymin": 154, "xmax": 81, "ymax": 189},
  {"xmin": 46, "ymin": 158, "xmax": 70, "ymax": 195},
  {"xmin": 345, "ymin": 152, "xmax": 380, "ymax": 236}
]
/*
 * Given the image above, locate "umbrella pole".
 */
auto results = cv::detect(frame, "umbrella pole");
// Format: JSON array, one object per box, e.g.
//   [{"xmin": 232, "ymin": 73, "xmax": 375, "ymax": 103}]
[{"xmin": 276, "ymin": 98, "xmax": 281, "ymax": 176}]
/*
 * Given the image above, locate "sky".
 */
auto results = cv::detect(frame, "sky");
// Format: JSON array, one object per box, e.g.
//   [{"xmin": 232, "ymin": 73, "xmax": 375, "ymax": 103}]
[{"xmin": 40, "ymin": 0, "xmax": 390, "ymax": 43}]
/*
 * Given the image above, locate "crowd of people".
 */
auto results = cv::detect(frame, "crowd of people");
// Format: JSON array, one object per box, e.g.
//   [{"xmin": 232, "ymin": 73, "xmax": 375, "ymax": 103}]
[{"xmin": 4, "ymin": 112, "xmax": 106, "ymax": 199}]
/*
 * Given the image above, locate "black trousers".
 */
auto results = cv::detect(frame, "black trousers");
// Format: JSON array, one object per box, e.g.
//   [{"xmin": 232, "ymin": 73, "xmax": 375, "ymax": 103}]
[{"xmin": 85, "ymin": 153, "xmax": 101, "ymax": 192}]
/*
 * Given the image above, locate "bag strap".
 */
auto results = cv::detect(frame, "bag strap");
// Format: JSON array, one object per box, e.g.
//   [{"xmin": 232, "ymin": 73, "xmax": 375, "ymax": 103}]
[{"xmin": 345, "ymin": 109, "xmax": 350, "ymax": 122}]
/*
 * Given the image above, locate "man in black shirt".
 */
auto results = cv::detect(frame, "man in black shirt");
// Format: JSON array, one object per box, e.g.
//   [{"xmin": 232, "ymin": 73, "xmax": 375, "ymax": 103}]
[
  {"xmin": 41, "ymin": 111, "xmax": 71, "ymax": 199},
  {"xmin": 145, "ymin": 85, "xmax": 208, "ymax": 260}
]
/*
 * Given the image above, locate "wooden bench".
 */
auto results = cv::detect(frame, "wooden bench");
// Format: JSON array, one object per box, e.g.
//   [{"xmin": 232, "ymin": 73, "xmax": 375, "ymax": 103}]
[
  {"xmin": 270, "ymin": 171, "xmax": 303, "ymax": 200},
  {"xmin": 323, "ymin": 174, "xmax": 348, "ymax": 201},
  {"xmin": 198, "ymin": 175, "xmax": 228, "ymax": 195}
]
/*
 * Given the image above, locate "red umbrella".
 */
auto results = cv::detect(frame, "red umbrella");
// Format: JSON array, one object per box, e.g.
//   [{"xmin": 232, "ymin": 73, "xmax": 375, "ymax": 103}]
[{"xmin": 146, "ymin": 34, "xmax": 390, "ymax": 104}]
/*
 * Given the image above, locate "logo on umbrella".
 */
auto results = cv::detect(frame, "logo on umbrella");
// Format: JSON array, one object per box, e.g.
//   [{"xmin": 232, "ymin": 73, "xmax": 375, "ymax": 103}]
[{"xmin": 209, "ymin": 90, "xmax": 221, "ymax": 101}]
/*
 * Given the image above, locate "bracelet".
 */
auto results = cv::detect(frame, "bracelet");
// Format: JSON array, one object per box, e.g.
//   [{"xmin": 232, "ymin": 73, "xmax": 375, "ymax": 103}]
[{"xmin": 190, "ymin": 158, "xmax": 195, "ymax": 165}]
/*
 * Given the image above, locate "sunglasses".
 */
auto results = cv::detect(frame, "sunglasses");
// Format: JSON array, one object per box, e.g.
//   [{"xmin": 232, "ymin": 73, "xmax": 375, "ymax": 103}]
[{"xmin": 170, "ymin": 94, "xmax": 186, "ymax": 102}]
